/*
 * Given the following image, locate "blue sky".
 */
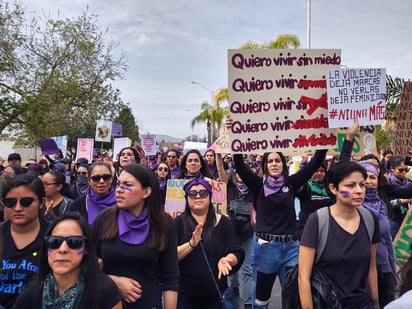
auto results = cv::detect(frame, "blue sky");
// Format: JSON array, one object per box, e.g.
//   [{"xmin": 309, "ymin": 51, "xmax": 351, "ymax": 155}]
[{"xmin": 21, "ymin": 0, "xmax": 412, "ymax": 139}]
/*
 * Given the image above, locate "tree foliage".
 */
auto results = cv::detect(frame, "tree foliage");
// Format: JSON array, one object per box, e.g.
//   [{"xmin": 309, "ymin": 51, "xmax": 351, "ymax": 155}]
[
  {"xmin": 0, "ymin": 2, "xmax": 129, "ymax": 147},
  {"xmin": 113, "ymin": 106, "xmax": 140, "ymax": 144}
]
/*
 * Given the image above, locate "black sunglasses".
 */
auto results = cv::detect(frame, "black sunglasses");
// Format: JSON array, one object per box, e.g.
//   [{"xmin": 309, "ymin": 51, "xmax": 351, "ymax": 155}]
[
  {"xmin": 3, "ymin": 197, "xmax": 38, "ymax": 208},
  {"xmin": 45, "ymin": 236, "xmax": 86, "ymax": 250},
  {"xmin": 90, "ymin": 174, "xmax": 112, "ymax": 183},
  {"xmin": 158, "ymin": 167, "xmax": 169, "ymax": 172},
  {"xmin": 77, "ymin": 171, "xmax": 88, "ymax": 176},
  {"xmin": 187, "ymin": 189, "xmax": 209, "ymax": 199},
  {"xmin": 396, "ymin": 168, "xmax": 410, "ymax": 173}
]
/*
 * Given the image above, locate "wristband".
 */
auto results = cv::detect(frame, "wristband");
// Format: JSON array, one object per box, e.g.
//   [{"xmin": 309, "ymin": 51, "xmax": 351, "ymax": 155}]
[{"xmin": 188, "ymin": 240, "xmax": 195, "ymax": 248}]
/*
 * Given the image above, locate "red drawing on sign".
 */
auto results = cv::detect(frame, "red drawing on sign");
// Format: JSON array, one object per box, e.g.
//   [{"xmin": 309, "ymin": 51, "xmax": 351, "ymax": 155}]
[
  {"xmin": 292, "ymin": 133, "xmax": 336, "ymax": 148},
  {"xmin": 297, "ymin": 79, "xmax": 326, "ymax": 89},
  {"xmin": 298, "ymin": 92, "xmax": 328, "ymax": 116}
]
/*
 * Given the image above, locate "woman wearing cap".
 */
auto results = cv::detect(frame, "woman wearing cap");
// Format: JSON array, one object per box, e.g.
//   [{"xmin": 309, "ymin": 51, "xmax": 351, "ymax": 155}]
[
  {"xmin": 175, "ymin": 178, "xmax": 244, "ymax": 308},
  {"xmin": 68, "ymin": 162, "xmax": 116, "ymax": 224},
  {"xmin": 93, "ymin": 164, "xmax": 178, "ymax": 309},
  {"xmin": 12, "ymin": 212, "xmax": 122, "ymax": 309},
  {"xmin": 0, "ymin": 174, "xmax": 49, "ymax": 308}
]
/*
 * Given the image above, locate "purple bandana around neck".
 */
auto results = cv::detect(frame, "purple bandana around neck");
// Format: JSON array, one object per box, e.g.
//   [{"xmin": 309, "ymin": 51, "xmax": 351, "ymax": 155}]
[
  {"xmin": 184, "ymin": 171, "xmax": 203, "ymax": 180},
  {"xmin": 118, "ymin": 207, "xmax": 150, "ymax": 245},
  {"xmin": 87, "ymin": 187, "xmax": 117, "ymax": 224},
  {"xmin": 208, "ymin": 164, "xmax": 217, "ymax": 177},
  {"xmin": 387, "ymin": 171, "xmax": 409, "ymax": 188},
  {"xmin": 158, "ymin": 178, "xmax": 167, "ymax": 191},
  {"xmin": 263, "ymin": 175, "xmax": 284, "ymax": 197}
]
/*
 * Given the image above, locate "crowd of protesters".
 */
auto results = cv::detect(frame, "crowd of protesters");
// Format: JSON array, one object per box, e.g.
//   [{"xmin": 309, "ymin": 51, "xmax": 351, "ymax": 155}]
[{"xmin": 0, "ymin": 124, "xmax": 412, "ymax": 309}]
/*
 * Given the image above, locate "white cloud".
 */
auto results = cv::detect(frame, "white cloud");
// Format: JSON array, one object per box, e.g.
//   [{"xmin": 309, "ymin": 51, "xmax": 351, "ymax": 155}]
[{"xmin": 17, "ymin": 0, "xmax": 412, "ymax": 140}]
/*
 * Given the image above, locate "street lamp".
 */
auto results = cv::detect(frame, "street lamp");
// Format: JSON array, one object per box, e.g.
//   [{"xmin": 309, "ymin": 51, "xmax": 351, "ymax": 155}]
[{"xmin": 190, "ymin": 81, "xmax": 214, "ymax": 145}]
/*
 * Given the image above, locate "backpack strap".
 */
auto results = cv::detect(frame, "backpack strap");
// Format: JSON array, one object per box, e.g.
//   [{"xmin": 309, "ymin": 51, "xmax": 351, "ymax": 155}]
[
  {"xmin": 315, "ymin": 207, "xmax": 329, "ymax": 263},
  {"xmin": 358, "ymin": 207, "xmax": 374, "ymax": 242},
  {"xmin": 315, "ymin": 206, "xmax": 375, "ymax": 264}
]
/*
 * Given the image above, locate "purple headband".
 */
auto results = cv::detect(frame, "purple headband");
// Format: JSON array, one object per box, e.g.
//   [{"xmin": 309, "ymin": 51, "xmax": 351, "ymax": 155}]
[
  {"xmin": 183, "ymin": 178, "xmax": 212, "ymax": 197},
  {"xmin": 359, "ymin": 161, "xmax": 378, "ymax": 176}
]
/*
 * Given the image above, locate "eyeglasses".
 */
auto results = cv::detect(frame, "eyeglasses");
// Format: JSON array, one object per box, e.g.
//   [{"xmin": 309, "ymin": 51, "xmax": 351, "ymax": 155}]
[
  {"xmin": 167, "ymin": 155, "xmax": 177, "ymax": 158},
  {"xmin": 187, "ymin": 189, "xmax": 209, "ymax": 199},
  {"xmin": 90, "ymin": 174, "xmax": 112, "ymax": 183},
  {"xmin": 3, "ymin": 197, "xmax": 38, "ymax": 208},
  {"xmin": 77, "ymin": 171, "xmax": 88, "ymax": 176},
  {"xmin": 43, "ymin": 182, "xmax": 57, "ymax": 187},
  {"xmin": 45, "ymin": 236, "xmax": 86, "ymax": 250},
  {"xmin": 396, "ymin": 168, "xmax": 410, "ymax": 173},
  {"xmin": 158, "ymin": 167, "xmax": 169, "ymax": 172}
]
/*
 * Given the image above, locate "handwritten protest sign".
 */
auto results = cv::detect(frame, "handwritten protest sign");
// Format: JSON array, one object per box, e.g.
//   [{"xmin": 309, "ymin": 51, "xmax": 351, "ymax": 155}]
[
  {"xmin": 393, "ymin": 206, "xmax": 412, "ymax": 267},
  {"xmin": 228, "ymin": 49, "xmax": 341, "ymax": 154},
  {"xmin": 165, "ymin": 179, "xmax": 227, "ymax": 218},
  {"xmin": 393, "ymin": 81, "xmax": 412, "ymax": 156},
  {"xmin": 326, "ymin": 68, "xmax": 386, "ymax": 128},
  {"xmin": 215, "ymin": 126, "xmax": 231, "ymax": 154},
  {"xmin": 142, "ymin": 134, "xmax": 157, "ymax": 156},
  {"xmin": 331, "ymin": 126, "xmax": 378, "ymax": 156},
  {"xmin": 75, "ymin": 138, "xmax": 94, "ymax": 163}
]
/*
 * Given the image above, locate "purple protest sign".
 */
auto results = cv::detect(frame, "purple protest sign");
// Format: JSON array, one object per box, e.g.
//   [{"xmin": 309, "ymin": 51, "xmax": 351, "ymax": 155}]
[
  {"xmin": 112, "ymin": 123, "xmax": 123, "ymax": 137},
  {"xmin": 38, "ymin": 139, "xmax": 60, "ymax": 155}
]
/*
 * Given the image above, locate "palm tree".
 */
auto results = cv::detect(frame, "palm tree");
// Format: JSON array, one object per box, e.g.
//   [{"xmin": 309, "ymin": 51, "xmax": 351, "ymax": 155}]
[
  {"xmin": 190, "ymin": 101, "xmax": 228, "ymax": 145},
  {"xmin": 385, "ymin": 75, "xmax": 404, "ymax": 144}
]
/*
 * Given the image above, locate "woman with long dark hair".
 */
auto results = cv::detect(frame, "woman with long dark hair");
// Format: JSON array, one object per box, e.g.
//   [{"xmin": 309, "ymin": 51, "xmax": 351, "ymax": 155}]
[
  {"xmin": 12, "ymin": 212, "xmax": 122, "ymax": 309},
  {"xmin": 93, "ymin": 164, "xmax": 178, "ymax": 309},
  {"xmin": 176, "ymin": 149, "xmax": 214, "ymax": 180},
  {"xmin": 175, "ymin": 178, "xmax": 244, "ymax": 308}
]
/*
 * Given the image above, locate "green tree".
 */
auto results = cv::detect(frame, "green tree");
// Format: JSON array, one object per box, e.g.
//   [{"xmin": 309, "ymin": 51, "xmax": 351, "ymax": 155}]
[
  {"xmin": 385, "ymin": 75, "xmax": 404, "ymax": 146},
  {"xmin": 113, "ymin": 106, "xmax": 140, "ymax": 144},
  {"xmin": 190, "ymin": 101, "xmax": 228, "ymax": 145},
  {"xmin": 0, "ymin": 4, "xmax": 128, "ymax": 146}
]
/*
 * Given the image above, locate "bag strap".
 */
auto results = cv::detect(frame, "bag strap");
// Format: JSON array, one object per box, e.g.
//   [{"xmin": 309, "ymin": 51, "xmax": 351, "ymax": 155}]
[
  {"xmin": 316, "ymin": 206, "xmax": 375, "ymax": 263},
  {"xmin": 199, "ymin": 240, "xmax": 223, "ymax": 299},
  {"xmin": 315, "ymin": 207, "xmax": 329, "ymax": 263},
  {"xmin": 358, "ymin": 206, "xmax": 374, "ymax": 242}
]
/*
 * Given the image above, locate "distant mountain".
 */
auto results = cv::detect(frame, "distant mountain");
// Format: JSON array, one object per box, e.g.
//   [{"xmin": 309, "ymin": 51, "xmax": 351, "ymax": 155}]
[{"xmin": 140, "ymin": 134, "xmax": 184, "ymax": 143}]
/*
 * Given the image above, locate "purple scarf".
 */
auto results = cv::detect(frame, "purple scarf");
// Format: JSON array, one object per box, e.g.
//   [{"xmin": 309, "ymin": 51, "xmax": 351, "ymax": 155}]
[
  {"xmin": 184, "ymin": 171, "xmax": 203, "ymax": 180},
  {"xmin": 236, "ymin": 182, "xmax": 249, "ymax": 196},
  {"xmin": 118, "ymin": 207, "xmax": 150, "ymax": 245},
  {"xmin": 387, "ymin": 172, "xmax": 410, "ymax": 188},
  {"xmin": 208, "ymin": 164, "xmax": 217, "ymax": 177},
  {"xmin": 158, "ymin": 178, "xmax": 167, "ymax": 191},
  {"xmin": 363, "ymin": 187, "xmax": 386, "ymax": 217},
  {"xmin": 86, "ymin": 187, "xmax": 117, "ymax": 224},
  {"xmin": 263, "ymin": 175, "xmax": 284, "ymax": 197}
]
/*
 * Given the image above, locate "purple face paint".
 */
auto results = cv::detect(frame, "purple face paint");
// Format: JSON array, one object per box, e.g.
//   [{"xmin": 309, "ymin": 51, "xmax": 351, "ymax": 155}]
[
  {"xmin": 117, "ymin": 185, "xmax": 132, "ymax": 192},
  {"xmin": 77, "ymin": 247, "xmax": 85, "ymax": 256},
  {"xmin": 339, "ymin": 190, "xmax": 350, "ymax": 198}
]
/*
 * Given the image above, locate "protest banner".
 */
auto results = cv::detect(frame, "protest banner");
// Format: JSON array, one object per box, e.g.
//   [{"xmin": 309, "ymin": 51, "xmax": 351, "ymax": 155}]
[
  {"xmin": 331, "ymin": 126, "xmax": 378, "ymax": 156},
  {"xmin": 52, "ymin": 135, "xmax": 68, "ymax": 157},
  {"xmin": 215, "ymin": 126, "xmax": 231, "ymax": 154},
  {"xmin": 95, "ymin": 120, "xmax": 113, "ymax": 143},
  {"xmin": 142, "ymin": 134, "xmax": 157, "ymax": 156},
  {"xmin": 38, "ymin": 139, "xmax": 60, "ymax": 156},
  {"xmin": 393, "ymin": 81, "xmax": 412, "ymax": 156},
  {"xmin": 165, "ymin": 179, "xmax": 227, "ymax": 218},
  {"xmin": 393, "ymin": 206, "xmax": 412, "ymax": 267},
  {"xmin": 228, "ymin": 49, "xmax": 341, "ymax": 154},
  {"xmin": 113, "ymin": 137, "xmax": 131, "ymax": 161},
  {"xmin": 326, "ymin": 68, "xmax": 386, "ymax": 128},
  {"xmin": 75, "ymin": 138, "xmax": 94, "ymax": 163}
]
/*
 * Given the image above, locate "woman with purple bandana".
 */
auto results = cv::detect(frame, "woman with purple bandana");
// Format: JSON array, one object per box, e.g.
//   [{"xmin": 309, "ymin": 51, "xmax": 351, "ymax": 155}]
[
  {"xmin": 359, "ymin": 160, "xmax": 397, "ymax": 308},
  {"xmin": 175, "ymin": 178, "xmax": 244, "ymax": 308},
  {"xmin": 68, "ymin": 162, "xmax": 116, "ymax": 224},
  {"xmin": 92, "ymin": 164, "xmax": 178, "ymax": 309},
  {"xmin": 226, "ymin": 114, "xmax": 327, "ymax": 309}
]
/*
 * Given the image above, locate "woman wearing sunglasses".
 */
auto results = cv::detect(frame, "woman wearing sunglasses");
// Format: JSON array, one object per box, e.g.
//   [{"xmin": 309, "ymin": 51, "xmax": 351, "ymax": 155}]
[
  {"xmin": 0, "ymin": 174, "xmax": 49, "ymax": 308},
  {"xmin": 71, "ymin": 164, "xmax": 90, "ymax": 199},
  {"xmin": 92, "ymin": 164, "xmax": 179, "ymax": 309},
  {"xmin": 68, "ymin": 162, "xmax": 116, "ymax": 224},
  {"xmin": 155, "ymin": 162, "xmax": 171, "ymax": 205},
  {"xmin": 12, "ymin": 212, "xmax": 122, "ymax": 309},
  {"xmin": 174, "ymin": 178, "xmax": 244, "ymax": 308},
  {"xmin": 42, "ymin": 171, "xmax": 76, "ymax": 222}
]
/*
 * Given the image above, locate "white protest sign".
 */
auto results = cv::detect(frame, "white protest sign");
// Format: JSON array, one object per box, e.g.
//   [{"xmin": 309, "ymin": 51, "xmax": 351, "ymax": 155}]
[
  {"xmin": 142, "ymin": 135, "xmax": 157, "ymax": 156},
  {"xmin": 326, "ymin": 68, "xmax": 386, "ymax": 128},
  {"xmin": 228, "ymin": 49, "xmax": 341, "ymax": 154}
]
